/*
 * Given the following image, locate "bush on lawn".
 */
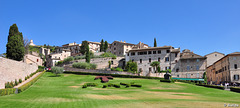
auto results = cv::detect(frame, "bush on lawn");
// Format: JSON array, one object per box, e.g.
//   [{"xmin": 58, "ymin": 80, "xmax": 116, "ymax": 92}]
[
  {"xmin": 160, "ymin": 79, "xmax": 174, "ymax": 83},
  {"xmin": 72, "ymin": 62, "xmax": 97, "ymax": 69},
  {"xmin": 111, "ymin": 67, "xmax": 123, "ymax": 72},
  {"xmin": 82, "ymin": 83, "xmax": 98, "ymax": 88},
  {"xmin": 51, "ymin": 66, "xmax": 64, "ymax": 76},
  {"xmin": 37, "ymin": 66, "xmax": 45, "ymax": 72},
  {"xmin": 196, "ymin": 84, "xmax": 225, "ymax": 90},
  {"xmin": 18, "ymin": 71, "xmax": 46, "ymax": 93},
  {"xmin": 230, "ymin": 87, "xmax": 240, "ymax": 93},
  {"xmin": 0, "ymin": 88, "xmax": 16, "ymax": 96},
  {"xmin": 131, "ymin": 84, "xmax": 142, "ymax": 88}
]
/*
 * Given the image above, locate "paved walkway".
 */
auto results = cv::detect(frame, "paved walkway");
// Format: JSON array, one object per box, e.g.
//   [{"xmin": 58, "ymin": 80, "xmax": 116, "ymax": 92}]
[{"xmin": 14, "ymin": 71, "xmax": 43, "ymax": 88}]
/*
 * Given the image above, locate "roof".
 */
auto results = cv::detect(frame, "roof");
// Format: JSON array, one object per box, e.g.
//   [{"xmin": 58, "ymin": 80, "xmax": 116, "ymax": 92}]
[
  {"xmin": 129, "ymin": 46, "xmax": 172, "ymax": 52},
  {"xmin": 180, "ymin": 51, "xmax": 206, "ymax": 59},
  {"xmin": 87, "ymin": 41, "xmax": 101, "ymax": 44},
  {"xmin": 171, "ymin": 49, "xmax": 180, "ymax": 53},
  {"xmin": 228, "ymin": 52, "xmax": 240, "ymax": 55},
  {"xmin": 113, "ymin": 41, "xmax": 135, "ymax": 45},
  {"xmin": 205, "ymin": 51, "xmax": 225, "ymax": 57}
]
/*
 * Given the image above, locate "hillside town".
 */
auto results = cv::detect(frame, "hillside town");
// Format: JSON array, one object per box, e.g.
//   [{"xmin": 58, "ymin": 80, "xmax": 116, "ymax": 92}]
[{"xmin": 17, "ymin": 38, "xmax": 239, "ymax": 86}]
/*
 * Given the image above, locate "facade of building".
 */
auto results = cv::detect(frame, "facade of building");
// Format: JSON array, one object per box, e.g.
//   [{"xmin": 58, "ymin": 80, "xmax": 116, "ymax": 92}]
[
  {"xmin": 108, "ymin": 41, "xmax": 149, "ymax": 56},
  {"xmin": 87, "ymin": 41, "xmax": 101, "ymax": 53},
  {"xmin": 55, "ymin": 42, "xmax": 81, "ymax": 56},
  {"xmin": 126, "ymin": 46, "xmax": 180, "ymax": 77},
  {"xmin": 205, "ymin": 52, "xmax": 225, "ymax": 67},
  {"xmin": 173, "ymin": 49, "xmax": 207, "ymax": 78},
  {"xmin": 40, "ymin": 47, "xmax": 50, "ymax": 56},
  {"xmin": 23, "ymin": 53, "xmax": 43, "ymax": 66},
  {"xmin": 46, "ymin": 50, "xmax": 71, "ymax": 67},
  {"xmin": 207, "ymin": 52, "xmax": 240, "ymax": 84},
  {"xmin": 29, "ymin": 39, "xmax": 36, "ymax": 46}
]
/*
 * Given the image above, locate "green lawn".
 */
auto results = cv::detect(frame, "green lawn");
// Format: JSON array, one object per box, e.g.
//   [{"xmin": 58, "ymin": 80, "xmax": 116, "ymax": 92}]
[{"xmin": 0, "ymin": 72, "xmax": 240, "ymax": 108}]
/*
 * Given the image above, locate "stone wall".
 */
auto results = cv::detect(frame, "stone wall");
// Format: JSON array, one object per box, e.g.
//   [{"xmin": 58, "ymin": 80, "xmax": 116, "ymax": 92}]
[
  {"xmin": 66, "ymin": 57, "xmax": 125, "ymax": 69},
  {"xmin": 0, "ymin": 58, "xmax": 38, "ymax": 89}
]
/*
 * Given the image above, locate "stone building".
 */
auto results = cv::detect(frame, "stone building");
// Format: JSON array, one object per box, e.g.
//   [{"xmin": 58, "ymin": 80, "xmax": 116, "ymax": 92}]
[
  {"xmin": 108, "ymin": 41, "xmax": 149, "ymax": 56},
  {"xmin": 87, "ymin": 41, "xmax": 101, "ymax": 53},
  {"xmin": 23, "ymin": 53, "xmax": 43, "ymax": 66},
  {"xmin": 46, "ymin": 49, "xmax": 71, "ymax": 67},
  {"xmin": 207, "ymin": 52, "xmax": 240, "ymax": 84},
  {"xmin": 55, "ymin": 42, "xmax": 81, "ymax": 56},
  {"xmin": 205, "ymin": 52, "xmax": 225, "ymax": 67},
  {"xmin": 126, "ymin": 46, "xmax": 180, "ymax": 77},
  {"xmin": 173, "ymin": 49, "xmax": 207, "ymax": 78},
  {"xmin": 29, "ymin": 39, "xmax": 36, "ymax": 46}
]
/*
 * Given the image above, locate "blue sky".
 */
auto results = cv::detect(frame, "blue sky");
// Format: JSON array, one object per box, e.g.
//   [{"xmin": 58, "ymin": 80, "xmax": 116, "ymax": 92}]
[{"xmin": 0, "ymin": 0, "xmax": 240, "ymax": 56}]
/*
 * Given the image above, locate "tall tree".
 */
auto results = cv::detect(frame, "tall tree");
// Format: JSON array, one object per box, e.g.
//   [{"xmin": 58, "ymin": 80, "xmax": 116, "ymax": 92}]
[
  {"xmin": 85, "ymin": 44, "xmax": 90, "ymax": 63},
  {"xmin": 150, "ymin": 61, "xmax": 160, "ymax": 73},
  {"xmin": 6, "ymin": 24, "xmax": 25, "ymax": 61},
  {"xmin": 80, "ymin": 41, "xmax": 89, "ymax": 55},
  {"xmin": 154, "ymin": 38, "xmax": 157, "ymax": 47},
  {"xmin": 104, "ymin": 41, "xmax": 108, "ymax": 52},
  {"xmin": 100, "ymin": 39, "xmax": 104, "ymax": 52}
]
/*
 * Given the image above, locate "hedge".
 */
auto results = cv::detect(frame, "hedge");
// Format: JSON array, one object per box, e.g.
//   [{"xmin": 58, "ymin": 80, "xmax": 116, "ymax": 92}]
[
  {"xmin": 196, "ymin": 84, "xmax": 225, "ymax": 90},
  {"xmin": 18, "ymin": 71, "xmax": 46, "ymax": 93},
  {"xmin": 160, "ymin": 79, "xmax": 175, "ymax": 83},
  {"xmin": 82, "ymin": 83, "xmax": 98, "ymax": 88},
  {"xmin": 230, "ymin": 87, "xmax": 240, "ymax": 93},
  {"xmin": 0, "ymin": 88, "xmax": 16, "ymax": 96},
  {"xmin": 64, "ymin": 71, "xmax": 165, "ymax": 80}
]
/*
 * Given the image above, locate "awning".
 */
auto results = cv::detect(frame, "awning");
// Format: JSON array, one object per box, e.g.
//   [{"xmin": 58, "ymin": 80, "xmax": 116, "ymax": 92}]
[{"xmin": 172, "ymin": 78, "xmax": 204, "ymax": 81}]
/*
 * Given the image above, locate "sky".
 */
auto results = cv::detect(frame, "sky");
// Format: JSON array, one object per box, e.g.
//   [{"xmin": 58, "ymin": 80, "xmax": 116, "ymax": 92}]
[{"xmin": 0, "ymin": 0, "xmax": 240, "ymax": 56}]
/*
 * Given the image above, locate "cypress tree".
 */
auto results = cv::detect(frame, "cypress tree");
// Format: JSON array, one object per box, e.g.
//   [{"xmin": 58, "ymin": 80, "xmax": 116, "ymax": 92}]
[
  {"xmin": 154, "ymin": 38, "xmax": 157, "ymax": 47},
  {"xmin": 6, "ymin": 24, "xmax": 25, "ymax": 61},
  {"xmin": 80, "ymin": 41, "xmax": 88, "ymax": 55},
  {"xmin": 85, "ymin": 44, "xmax": 90, "ymax": 63},
  {"xmin": 100, "ymin": 39, "xmax": 104, "ymax": 52},
  {"xmin": 104, "ymin": 41, "xmax": 108, "ymax": 52}
]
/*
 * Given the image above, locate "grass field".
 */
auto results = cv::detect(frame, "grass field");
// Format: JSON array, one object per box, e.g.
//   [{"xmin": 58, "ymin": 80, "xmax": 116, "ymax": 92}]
[{"xmin": 0, "ymin": 72, "xmax": 240, "ymax": 108}]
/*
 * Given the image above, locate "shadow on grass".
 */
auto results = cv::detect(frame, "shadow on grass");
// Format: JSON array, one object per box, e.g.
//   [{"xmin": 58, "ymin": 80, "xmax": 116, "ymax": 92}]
[{"xmin": 48, "ymin": 75, "xmax": 62, "ymax": 77}]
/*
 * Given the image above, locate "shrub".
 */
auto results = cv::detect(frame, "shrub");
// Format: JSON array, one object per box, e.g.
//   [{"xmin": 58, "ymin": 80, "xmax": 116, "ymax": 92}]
[
  {"xmin": 131, "ymin": 84, "xmax": 142, "ymax": 88},
  {"xmin": 102, "ymin": 85, "xmax": 107, "ymax": 88},
  {"xmin": 125, "ymin": 61, "xmax": 138, "ymax": 74},
  {"xmin": 15, "ymin": 79, "xmax": 18, "ymax": 86},
  {"xmin": 18, "ymin": 71, "xmax": 45, "ymax": 93},
  {"xmin": 113, "ymin": 84, "xmax": 120, "ymax": 88},
  {"xmin": 230, "ymin": 87, "xmax": 240, "ymax": 93},
  {"xmin": 0, "ymin": 88, "xmax": 16, "ymax": 96},
  {"xmin": 10, "ymin": 82, "xmax": 14, "ymax": 87},
  {"xmin": 51, "ymin": 66, "xmax": 64, "ymax": 76},
  {"xmin": 82, "ymin": 83, "xmax": 97, "ymax": 88},
  {"xmin": 56, "ymin": 61, "xmax": 63, "ymax": 66},
  {"xmin": 72, "ymin": 62, "xmax": 97, "ymax": 69},
  {"xmin": 37, "ymin": 66, "xmax": 45, "ymax": 72},
  {"xmin": 74, "ymin": 56, "xmax": 85, "ymax": 60},
  {"xmin": 160, "ymin": 79, "xmax": 174, "ymax": 83},
  {"xmin": 111, "ymin": 67, "xmax": 123, "ymax": 72},
  {"xmin": 63, "ymin": 56, "xmax": 74, "ymax": 63},
  {"xmin": 5, "ymin": 82, "xmax": 11, "ymax": 88},
  {"xmin": 19, "ymin": 79, "xmax": 22, "ymax": 83},
  {"xmin": 25, "ymin": 76, "xmax": 27, "ymax": 80}
]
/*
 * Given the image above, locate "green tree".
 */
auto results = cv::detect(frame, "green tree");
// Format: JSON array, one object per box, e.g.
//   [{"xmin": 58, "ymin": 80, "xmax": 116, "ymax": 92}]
[
  {"xmin": 203, "ymin": 72, "xmax": 207, "ymax": 84},
  {"xmin": 6, "ymin": 24, "xmax": 25, "ymax": 61},
  {"xmin": 154, "ymin": 38, "xmax": 157, "ymax": 47},
  {"xmin": 51, "ymin": 66, "xmax": 64, "ymax": 76},
  {"xmin": 104, "ymin": 41, "xmax": 108, "ymax": 52},
  {"xmin": 150, "ymin": 61, "xmax": 160, "ymax": 73},
  {"xmin": 80, "ymin": 41, "xmax": 89, "ymax": 55},
  {"xmin": 85, "ymin": 43, "xmax": 90, "ymax": 63},
  {"xmin": 125, "ymin": 60, "xmax": 138, "ymax": 73},
  {"xmin": 100, "ymin": 39, "xmax": 104, "ymax": 52}
]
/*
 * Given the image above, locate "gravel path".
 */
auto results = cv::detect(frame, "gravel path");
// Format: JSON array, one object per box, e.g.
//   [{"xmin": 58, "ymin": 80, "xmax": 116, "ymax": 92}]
[{"xmin": 14, "ymin": 71, "xmax": 43, "ymax": 88}]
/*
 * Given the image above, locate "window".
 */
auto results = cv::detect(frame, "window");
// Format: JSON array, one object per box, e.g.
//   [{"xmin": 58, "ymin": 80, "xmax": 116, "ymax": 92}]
[
  {"xmin": 197, "ymin": 73, "xmax": 200, "ymax": 78},
  {"xmin": 119, "ymin": 52, "xmax": 121, "ymax": 54},
  {"xmin": 215, "ymin": 54, "xmax": 217, "ymax": 56},
  {"xmin": 149, "ymin": 58, "xmax": 151, "ymax": 63},
  {"xmin": 165, "ymin": 57, "xmax": 169, "ymax": 62},
  {"xmin": 187, "ymin": 74, "xmax": 190, "ymax": 78},
  {"xmin": 158, "ymin": 57, "xmax": 160, "ymax": 62},
  {"xmin": 196, "ymin": 59, "xmax": 200, "ymax": 62},
  {"xmin": 37, "ymin": 59, "xmax": 39, "ymax": 62},
  {"xmin": 175, "ymin": 53, "xmax": 178, "ymax": 57},
  {"xmin": 234, "ymin": 75, "xmax": 239, "ymax": 81},
  {"xmin": 149, "ymin": 68, "xmax": 152, "ymax": 72},
  {"xmin": 140, "ymin": 59, "xmax": 142, "ymax": 63},
  {"xmin": 176, "ymin": 68, "xmax": 179, "ymax": 72},
  {"xmin": 158, "ymin": 50, "xmax": 161, "ymax": 54},
  {"xmin": 187, "ymin": 66, "xmax": 190, "ymax": 70},
  {"xmin": 166, "ymin": 50, "xmax": 170, "ymax": 53},
  {"xmin": 132, "ymin": 59, "xmax": 134, "ymax": 62},
  {"xmin": 114, "ymin": 48, "xmax": 116, "ymax": 50},
  {"xmin": 148, "ymin": 51, "xmax": 152, "ymax": 54},
  {"xmin": 114, "ymin": 43, "xmax": 116, "ymax": 45},
  {"xmin": 131, "ymin": 52, "xmax": 135, "ymax": 56},
  {"xmin": 127, "ymin": 53, "xmax": 129, "ymax": 56},
  {"xmin": 111, "ymin": 61, "xmax": 113, "ymax": 64},
  {"xmin": 234, "ymin": 64, "xmax": 238, "ymax": 69},
  {"xmin": 177, "ymin": 75, "xmax": 179, "ymax": 77},
  {"xmin": 175, "ymin": 60, "xmax": 178, "ymax": 63},
  {"xmin": 196, "ymin": 65, "xmax": 199, "ymax": 70},
  {"xmin": 153, "ymin": 51, "xmax": 156, "ymax": 54}
]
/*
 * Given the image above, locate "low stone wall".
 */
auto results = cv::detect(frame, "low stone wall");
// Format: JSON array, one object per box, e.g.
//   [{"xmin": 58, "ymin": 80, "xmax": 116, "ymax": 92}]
[
  {"xmin": 0, "ymin": 58, "xmax": 38, "ymax": 89},
  {"xmin": 171, "ymin": 71, "xmax": 205, "ymax": 78},
  {"xmin": 64, "ymin": 66, "xmax": 136, "ymax": 76}
]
